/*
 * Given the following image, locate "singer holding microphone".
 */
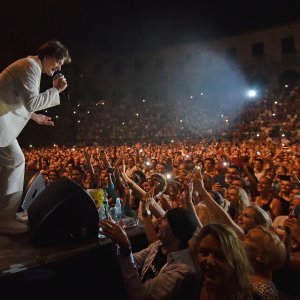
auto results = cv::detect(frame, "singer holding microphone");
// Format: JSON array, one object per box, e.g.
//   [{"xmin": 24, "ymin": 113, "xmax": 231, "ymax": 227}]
[{"xmin": 0, "ymin": 40, "xmax": 71, "ymax": 234}]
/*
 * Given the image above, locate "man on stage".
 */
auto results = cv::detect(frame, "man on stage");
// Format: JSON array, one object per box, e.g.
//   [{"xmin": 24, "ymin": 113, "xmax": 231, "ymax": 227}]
[{"xmin": 0, "ymin": 40, "xmax": 71, "ymax": 234}]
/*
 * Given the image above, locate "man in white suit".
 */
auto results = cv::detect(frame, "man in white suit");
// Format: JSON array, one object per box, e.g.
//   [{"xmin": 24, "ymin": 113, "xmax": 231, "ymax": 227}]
[{"xmin": 0, "ymin": 40, "xmax": 71, "ymax": 234}]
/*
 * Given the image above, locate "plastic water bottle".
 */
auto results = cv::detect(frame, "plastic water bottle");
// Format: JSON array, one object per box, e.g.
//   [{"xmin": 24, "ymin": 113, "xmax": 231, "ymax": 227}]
[
  {"xmin": 98, "ymin": 200, "xmax": 109, "ymax": 239},
  {"xmin": 109, "ymin": 198, "xmax": 122, "ymax": 223},
  {"xmin": 98, "ymin": 200, "xmax": 110, "ymax": 224},
  {"xmin": 115, "ymin": 197, "xmax": 123, "ymax": 222}
]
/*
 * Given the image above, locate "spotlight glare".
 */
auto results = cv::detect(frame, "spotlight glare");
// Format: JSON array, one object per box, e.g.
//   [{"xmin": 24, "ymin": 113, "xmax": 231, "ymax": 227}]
[{"xmin": 247, "ymin": 90, "xmax": 257, "ymax": 98}]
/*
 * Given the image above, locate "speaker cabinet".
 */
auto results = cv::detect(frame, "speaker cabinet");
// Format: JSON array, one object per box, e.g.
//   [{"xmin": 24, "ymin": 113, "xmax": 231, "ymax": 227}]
[
  {"xmin": 21, "ymin": 171, "xmax": 46, "ymax": 211},
  {"xmin": 28, "ymin": 177, "xmax": 99, "ymax": 246}
]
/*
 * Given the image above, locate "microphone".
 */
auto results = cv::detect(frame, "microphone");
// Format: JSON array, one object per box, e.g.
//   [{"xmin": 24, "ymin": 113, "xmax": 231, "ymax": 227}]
[
  {"xmin": 54, "ymin": 71, "xmax": 64, "ymax": 78},
  {"xmin": 53, "ymin": 72, "xmax": 69, "ymax": 100}
]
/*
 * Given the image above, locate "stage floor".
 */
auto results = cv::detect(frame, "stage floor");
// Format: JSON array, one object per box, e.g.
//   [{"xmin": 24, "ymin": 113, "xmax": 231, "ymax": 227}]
[
  {"xmin": 0, "ymin": 226, "xmax": 147, "ymax": 299},
  {"xmin": 0, "ymin": 225, "xmax": 146, "ymax": 276}
]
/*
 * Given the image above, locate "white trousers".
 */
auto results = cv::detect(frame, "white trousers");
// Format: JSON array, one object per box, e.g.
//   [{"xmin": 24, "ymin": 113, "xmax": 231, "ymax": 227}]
[{"xmin": 0, "ymin": 139, "xmax": 25, "ymax": 199}]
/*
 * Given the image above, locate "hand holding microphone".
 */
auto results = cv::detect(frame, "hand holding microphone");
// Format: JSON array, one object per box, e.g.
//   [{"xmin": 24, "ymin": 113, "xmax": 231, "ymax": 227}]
[{"xmin": 53, "ymin": 72, "xmax": 68, "ymax": 93}]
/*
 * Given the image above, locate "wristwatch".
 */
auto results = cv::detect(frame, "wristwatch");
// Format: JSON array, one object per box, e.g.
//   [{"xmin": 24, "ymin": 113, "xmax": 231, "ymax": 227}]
[{"xmin": 142, "ymin": 209, "xmax": 152, "ymax": 217}]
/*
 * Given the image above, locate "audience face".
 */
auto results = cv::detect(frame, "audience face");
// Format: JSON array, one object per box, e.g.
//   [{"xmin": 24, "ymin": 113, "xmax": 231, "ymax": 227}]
[
  {"xmin": 225, "ymin": 187, "xmax": 239, "ymax": 205},
  {"xmin": 237, "ymin": 207, "xmax": 259, "ymax": 232},
  {"xmin": 265, "ymin": 166, "xmax": 276, "ymax": 180},
  {"xmin": 257, "ymin": 177, "xmax": 272, "ymax": 194},
  {"xmin": 156, "ymin": 163, "xmax": 165, "ymax": 174},
  {"xmin": 290, "ymin": 191, "xmax": 300, "ymax": 211},
  {"xmin": 204, "ymin": 159, "xmax": 215, "ymax": 173},
  {"xmin": 254, "ymin": 159, "xmax": 264, "ymax": 172},
  {"xmin": 100, "ymin": 169, "xmax": 108, "ymax": 180},
  {"xmin": 231, "ymin": 179, "xmax": 244, "ymax": 189},
  {"xmin": 48, "ymin": 171, "xmax": 59, "ymax": 184},
  {"xmin": 71, "ymin": 170, "xmax": 83, "ymax": 185},
  {"xmin": 102, "ymin": 176, "xmax": 109, "ymax": 189},
  {"xmin": 156, "ymin": 215, "xmax": 174, "ymax": 244},
  {"xmin": 142, "ymin": 181, "xmax": 152, "ymax": 192},
  {"xmin": 225, "ymin": 167, "xmax": 239, "ymax": 184},
  {"xmin": 280, "ymin": 180, "xmax": 293, "ymax": 196},
  {"xmin": 196, "ymin": 233, "xmax": 234, "ymax": 286},
  {"xmin": 191, "ymin": 224, "xmax": 252, "ymax": 296}
]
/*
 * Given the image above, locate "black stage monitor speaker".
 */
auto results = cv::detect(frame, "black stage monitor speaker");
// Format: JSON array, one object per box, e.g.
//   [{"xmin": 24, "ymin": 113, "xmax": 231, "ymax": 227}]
[
  {"xmin": 21, "ymin": 171, "xmax": 46, "ymax": 211},
  {"xmin": 28, "ymin": 177, "xmax": 99, "ymax": 246}
]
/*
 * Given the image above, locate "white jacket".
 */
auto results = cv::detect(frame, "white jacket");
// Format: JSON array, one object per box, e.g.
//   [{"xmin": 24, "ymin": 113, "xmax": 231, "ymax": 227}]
[{"xmin": 0, "ymin": 56, "xmax": 60, "ymax": 147}]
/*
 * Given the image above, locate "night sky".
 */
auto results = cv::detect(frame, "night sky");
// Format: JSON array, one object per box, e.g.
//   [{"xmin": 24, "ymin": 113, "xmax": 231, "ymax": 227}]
[{"xmin": 1, "ymin": 0, "xmax": 300, "ymax": 61}]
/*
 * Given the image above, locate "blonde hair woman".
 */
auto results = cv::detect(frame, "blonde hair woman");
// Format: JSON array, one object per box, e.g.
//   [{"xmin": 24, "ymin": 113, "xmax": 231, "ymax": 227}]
[{"xmin": 177, "ymin": 223, "xmax": 253, "ymax": 300}]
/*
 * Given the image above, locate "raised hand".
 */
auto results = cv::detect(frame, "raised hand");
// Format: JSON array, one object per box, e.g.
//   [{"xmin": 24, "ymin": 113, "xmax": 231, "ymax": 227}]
[
  {"xmin": 99, "ymin": 219, "xmax": 130, "ymax": 249},
  {"xmin": 53, "ymin": 73, "xmax": 67, "ymax": 93},
  {"xmin": 31, "ymin": 113, "xmax": 54, "ymax": 126}
]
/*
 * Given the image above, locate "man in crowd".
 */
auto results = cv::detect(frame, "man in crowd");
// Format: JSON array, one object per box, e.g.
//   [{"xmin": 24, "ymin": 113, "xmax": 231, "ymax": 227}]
[{"xmin": 100, "ymin": 207, "xmax": 198, "ymax": 300}]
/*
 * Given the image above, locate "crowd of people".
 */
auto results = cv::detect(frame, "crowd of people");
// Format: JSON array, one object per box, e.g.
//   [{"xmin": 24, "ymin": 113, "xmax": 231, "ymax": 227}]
[
  {"xmin": 4, "ymin": 39, "xmax": 299, "ymax": 299},
  {"xmin": 21, "ymin": 84, "xmax": 300, "ymax": 300},
  {"xmin": 74, "ymin": 85, "xmax": 300, "ymax": 145}
]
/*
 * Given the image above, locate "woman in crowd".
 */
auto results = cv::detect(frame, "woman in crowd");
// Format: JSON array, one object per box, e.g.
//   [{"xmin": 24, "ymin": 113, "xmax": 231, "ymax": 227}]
[
  {"xmin": 178, "ymin": 223, "xmax": 253, "ymax": 300},
  {"xmin": 243, "ymin": 226, "xmax": 286, "ymax": 299},
  {"xmin": 225, "ymin": 185, "xmax": 251, "ymax": 222}
]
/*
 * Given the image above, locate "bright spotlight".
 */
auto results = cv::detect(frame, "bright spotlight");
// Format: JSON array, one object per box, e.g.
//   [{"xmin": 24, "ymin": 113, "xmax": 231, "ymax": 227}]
[{"xmin": 247, "ymin": 90, "xmax": 257, "ymax": 98}]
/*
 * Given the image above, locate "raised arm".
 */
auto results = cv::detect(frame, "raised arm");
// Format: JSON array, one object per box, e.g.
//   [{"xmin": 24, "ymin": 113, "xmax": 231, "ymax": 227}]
[
  {"xmin": 182, "ymin": 180, "xmax": 203, "ymax": 230},
  {"xmin": 196, "ymin": 168, "xmax": 244, "ymax": 236}
]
